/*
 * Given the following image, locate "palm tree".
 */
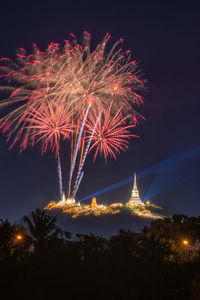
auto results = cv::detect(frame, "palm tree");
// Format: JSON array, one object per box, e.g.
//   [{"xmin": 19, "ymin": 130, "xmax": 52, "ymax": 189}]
[
  {"xmin": 24, "ymin": 209, "xmax": 62, "ymax": 252},
  {"xmin": 0, "ymin": 219, "xmax": 29, "ymax": 259}
]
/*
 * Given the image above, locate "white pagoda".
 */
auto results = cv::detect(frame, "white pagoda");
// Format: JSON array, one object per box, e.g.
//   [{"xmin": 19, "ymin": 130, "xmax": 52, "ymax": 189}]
[{"xmin": 126, "ymin": 173, "xmax": 145, "ymax": 208}]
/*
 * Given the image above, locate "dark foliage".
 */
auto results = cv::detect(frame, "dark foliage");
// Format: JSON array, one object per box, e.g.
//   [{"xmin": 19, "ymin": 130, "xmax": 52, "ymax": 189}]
[{"xmin": 0, "ymin": 211, "xmax": 200, "ymax": 300}]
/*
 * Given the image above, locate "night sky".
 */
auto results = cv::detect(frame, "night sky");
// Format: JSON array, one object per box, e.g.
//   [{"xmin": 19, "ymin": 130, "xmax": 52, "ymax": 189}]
[{"xmin": 0, "ymin": 0, "xmax": 199, "ymax": 222}]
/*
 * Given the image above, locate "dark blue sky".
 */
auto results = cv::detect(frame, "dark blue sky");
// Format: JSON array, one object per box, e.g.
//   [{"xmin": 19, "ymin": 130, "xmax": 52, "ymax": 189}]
[{"xmin": 0, "ymin": 0, "xmax": 199, "ymax": 221}]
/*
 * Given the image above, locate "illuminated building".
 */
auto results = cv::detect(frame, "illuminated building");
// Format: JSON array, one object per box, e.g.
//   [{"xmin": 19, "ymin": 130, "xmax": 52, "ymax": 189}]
[
  {"xmin": 110, "ymin": 203, "xmax": 123, "ymax": 208},
  {"xmin": 57, "ymin": 193, "xmax": 76, "ymax": 206},
  {"xmin": 91, "ymin": 197, "xmax": 98, "ymax": 210},
  {"xmin": 126, "ymin": 173, "xmax": 145, "ymax": 208},
  {"xmin": 66, "ymin": 198, "xmax": 76, "ymax": 205}
]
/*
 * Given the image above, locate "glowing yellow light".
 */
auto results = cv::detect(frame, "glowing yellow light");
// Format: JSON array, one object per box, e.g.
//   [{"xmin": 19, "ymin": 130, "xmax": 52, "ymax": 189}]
[
  {"xmin": 183, "ymin": 240, "xmax": 188, "ymax": 245},
  {"xmin": 91, "ymin": 197, "xmax": 98, "ymax": 210},
  {"xmin": 16, "ymin": 234, "xmax": 23, "ymax": 240},
  {"xmin": 45, "ymin": 196, "xmax": 162, "ymax": 218}
]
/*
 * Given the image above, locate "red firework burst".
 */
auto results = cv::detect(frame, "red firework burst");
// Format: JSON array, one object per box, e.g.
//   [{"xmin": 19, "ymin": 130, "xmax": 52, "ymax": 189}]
[
  {"xmin": 23, "ymin": 101, "xmax": 73, "ymax": 156},
  {"xmin": 0, "ymin": 32, "xmax": 146, "ymax": 198},
  {"xmin": 0, "ymin": 32, "xmax": 145, "ymax": 152},
  {"xmin": 86, "ymin": 103, "xmax": 138, "ymax": 162}
]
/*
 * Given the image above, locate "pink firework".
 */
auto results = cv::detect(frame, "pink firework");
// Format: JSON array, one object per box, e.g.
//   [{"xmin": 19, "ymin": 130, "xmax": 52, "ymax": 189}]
[
  {"xmin": 22, "ymin": 101, "xmax": 73, "ymax": 156},
  {"xmin": 0, "ymin": 32, "xmax": 145, "ymax": 149},
  {"xmin": 0, "ymin": 32, "xmax": 146, "ymax": 197},
  {"xmin": 85, "ymin": 103, "xmax": 138, "ymax": 162}
]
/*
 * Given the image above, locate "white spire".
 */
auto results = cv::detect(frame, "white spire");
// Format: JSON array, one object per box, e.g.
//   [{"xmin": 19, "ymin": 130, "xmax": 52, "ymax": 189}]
[
  {"xmin": 133, "ymin": 173, "xmax": 137, "ymax": 190},
  {"xmin": 126, "ymin": 172, "xmax": 145, "ymax": 207}
]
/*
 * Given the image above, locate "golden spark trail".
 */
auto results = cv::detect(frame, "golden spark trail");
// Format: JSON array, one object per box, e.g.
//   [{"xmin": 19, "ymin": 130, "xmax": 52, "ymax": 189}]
[{"xmin": 79, "ymin": 138, "xmax": 85, "ymax": 172}]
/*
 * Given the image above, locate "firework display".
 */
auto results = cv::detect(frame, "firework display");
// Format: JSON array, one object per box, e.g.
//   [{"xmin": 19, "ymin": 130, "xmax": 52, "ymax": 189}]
[
  {"xmin": 0, "ymin": 32, "xmax": 145, "ymax": 199},
  {"xmin": 85, "ymin": 102, "xmax": 138, "ymax": 162}
]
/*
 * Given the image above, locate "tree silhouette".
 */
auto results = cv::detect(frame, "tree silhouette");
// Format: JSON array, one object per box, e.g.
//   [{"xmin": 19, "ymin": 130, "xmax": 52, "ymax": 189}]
[
  {"xmin": 24, "ymin": 209, "xmax": 62, "ymax": 253},
  {"xmin": 0, "ymin": 219, "xmax": 29, "ymax": 260}
]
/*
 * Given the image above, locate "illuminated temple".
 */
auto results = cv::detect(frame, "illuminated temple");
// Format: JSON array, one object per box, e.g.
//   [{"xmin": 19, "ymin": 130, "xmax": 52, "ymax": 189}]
[
  {"xmin": 45, "ymin": 173, "xmax": 162, "ymax": 219},
  {"xmin": 126, "ymin": 173, "xmax": 145, "ymax": 208}
]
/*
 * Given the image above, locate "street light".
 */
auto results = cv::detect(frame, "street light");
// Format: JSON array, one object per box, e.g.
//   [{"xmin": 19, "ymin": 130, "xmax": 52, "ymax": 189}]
[
  {"xmin": 16, "ymin": 234, "xmax": 23, "ymax": 241},
  {"xmin": 182, "ymin": 240, "xmax": 189, "ymax": 245}
]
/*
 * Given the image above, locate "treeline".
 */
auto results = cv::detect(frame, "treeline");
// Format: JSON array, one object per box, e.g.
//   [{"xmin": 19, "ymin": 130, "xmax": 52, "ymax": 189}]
[{"xmin": 1, "ymin": 209, "xmax": 200, "ymax": 300}]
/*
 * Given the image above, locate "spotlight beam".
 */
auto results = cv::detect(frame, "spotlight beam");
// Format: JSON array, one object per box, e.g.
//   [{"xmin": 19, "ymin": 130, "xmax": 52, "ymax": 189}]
[{"xmin": 77, "ymin": 144, "xmax": 200, "ymax": 203}]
